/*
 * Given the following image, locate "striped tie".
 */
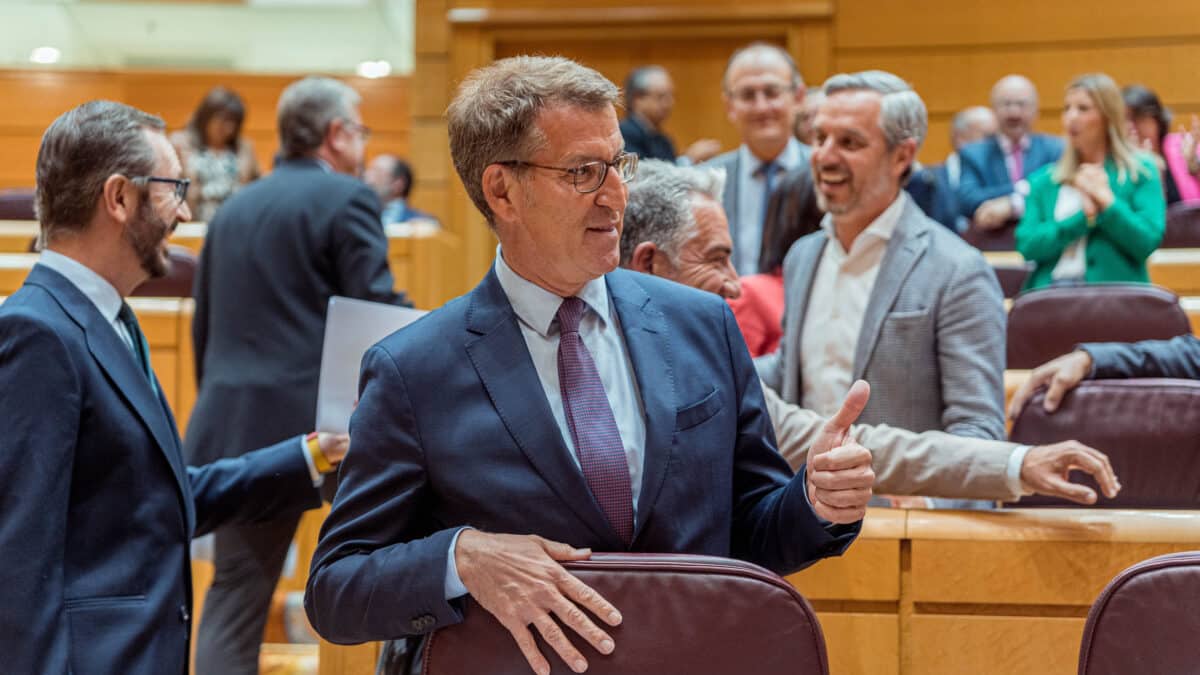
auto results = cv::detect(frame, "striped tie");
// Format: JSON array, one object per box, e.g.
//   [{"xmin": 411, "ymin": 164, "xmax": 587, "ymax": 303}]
[{"xmin": 556, "ymin": 296, "xmax": 634, "ymax": 545}]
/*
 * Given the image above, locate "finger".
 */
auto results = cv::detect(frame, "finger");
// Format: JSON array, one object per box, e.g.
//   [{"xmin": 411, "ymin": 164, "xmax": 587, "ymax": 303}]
[
  {"xmin": 551, "ymin": 597, "xmax": 615, "ymax": 656},
  {"xmin": 818, "ymin": 380, "xmax": 870, "ymax": 448},
  {"xmin": 809, "ymin": 444, "xmax": 873, "ymax": 473},
  {"xmin": 559, "ymin": 574, "xmax": 622, "ymax": 628},
  {"xmin": 1065, "ymin": 446, "xmax": 1121, "ymax": 499},
  {"xmin": 506, "ymin": 623, "xmax": 552, "ymax": 675},
  {"xmin": 1036, "ymin": 472, "xmax": 1098, "ymax": 505},
  {"xmin": 813, "ymin": 486, "xmax": 874, "ymax": 509},
  {"xmin": 814, "ymin": 502, "xmax": 867, "ymax": 525},
  {"xmin": 1042, "ymin": 373, "xmax": 1075, "ymax": 412},
  {"xmin": 809, "ymin": 466, "xmax": 876, "ymax": 491},
  {"xmin": 537, "ymin": 536, "xmax": 592, "ymax": 561},
  {"xmin": 531, "ymin": 614, "xmax": 588, "ymax": 674}
]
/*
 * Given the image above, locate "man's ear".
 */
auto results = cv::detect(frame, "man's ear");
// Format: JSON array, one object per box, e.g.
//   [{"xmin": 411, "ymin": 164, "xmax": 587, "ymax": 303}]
[
  {"xmin": 893, "ymin": 138, "xmax": 918, "ymax": 180},
  {"xmin": 101, "ymin": 174, "xmax": 135, "ymax": 225},
  {"xmin": 326, "ymin": 118, "xmax": 348, "ymax": 157},
  {"xmin": 482, "ymin": 164, "xmax": 518, "ymax": 224},
  {"xmin": 629, "ymin": 241, "xmax": 660, "ymax": 275},
  {"xmin": 723, "ymin": 91, "xmax": 737, "ymax": 126}
]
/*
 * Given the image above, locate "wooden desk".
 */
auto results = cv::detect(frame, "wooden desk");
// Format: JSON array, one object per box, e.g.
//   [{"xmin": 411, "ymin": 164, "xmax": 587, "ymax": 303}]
[{"xmin": 984, "ymin": 248, "xmax": 1200, "ymax": 297}]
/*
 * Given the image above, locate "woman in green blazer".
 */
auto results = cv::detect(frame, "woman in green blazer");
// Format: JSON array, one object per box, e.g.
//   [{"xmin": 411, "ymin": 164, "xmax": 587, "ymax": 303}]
[{"xmin": 1016, "ymin": 73, "xmax": 1165, "ymax": 290}]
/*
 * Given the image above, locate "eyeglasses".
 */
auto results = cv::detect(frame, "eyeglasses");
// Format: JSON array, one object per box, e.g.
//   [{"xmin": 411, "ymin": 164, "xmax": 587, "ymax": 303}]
[
  {"xmin": 133, "ymin": 176, "xmax": 190, "ymax": 203},
  {"xmin": 341, "ymin": 119, "xmax": 371, "ymax": 141},
  {"xmin": 496, "ymin": 152, "xmax": 638, "ymax": 194},
  {"xmin": 727, "ymin": 83, "xmax": 795, "ymax": 106}
]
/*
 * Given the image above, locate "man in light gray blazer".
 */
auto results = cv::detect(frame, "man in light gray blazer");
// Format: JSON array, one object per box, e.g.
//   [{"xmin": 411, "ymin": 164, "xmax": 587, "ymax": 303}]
[{"xmin": 758, "ymin": 71, "xmax": 1007, "ymax": 445}]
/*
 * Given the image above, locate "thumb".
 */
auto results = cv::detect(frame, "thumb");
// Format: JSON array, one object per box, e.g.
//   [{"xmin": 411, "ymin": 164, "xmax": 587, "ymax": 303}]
[
  {"xmin": 537, "ymin": 536, "xmax": 592, "ymax": 561},
  {"xmin": 813, "ymin": 380, "xmax": 870, "ymax": 456}
]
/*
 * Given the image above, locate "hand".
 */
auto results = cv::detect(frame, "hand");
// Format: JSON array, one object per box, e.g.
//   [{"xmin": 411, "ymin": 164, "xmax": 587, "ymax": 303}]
[
  {"xmin": 972, "ymin": 197, "xmax": 1014, "ymax": 230},
  {"xmin": 682, "ymin": 138, "xmax": 722, "ymax": 163},
  {"xmin": 1073, "ymin": 164, "xmax": 1114, "ymax": 211},
  {"xmin": 1182, "ymin": 115, "xmax": 1200, "ymax": 176},
  {"xmin": 1080, "ymin": 192, "xmax": 1099, "ymax": 223},
  {"xmin": 806, "ymin": 380, "xmax": 875, "ymax": 524},
  {"xmin": 454, "ymin": 531, "xmax": 621, "ymax": 675},
  {"xmin": 1007, "ymin": 350, "xmax": 1094, "ymax": 419},
  {"xmin": 1020, "ymin": 441, "xmax": 1121, "ymax": 504},
  {"xmin": 317, "ymin": 432, "xmax": 349, "ymax": 466}
]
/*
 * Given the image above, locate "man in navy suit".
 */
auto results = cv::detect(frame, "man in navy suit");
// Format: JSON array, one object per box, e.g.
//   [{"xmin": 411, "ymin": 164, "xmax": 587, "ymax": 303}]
[
  {"xmin": 0, "ymin": 100, "xmax": 346, "ymax": 675},
  {"xmin": 957, "ymin": 75, "xmax": 1064, "ymax": 230},
  {"xmin": 305, "ymin": 55, "xmax": 876, "ymax": 675}
]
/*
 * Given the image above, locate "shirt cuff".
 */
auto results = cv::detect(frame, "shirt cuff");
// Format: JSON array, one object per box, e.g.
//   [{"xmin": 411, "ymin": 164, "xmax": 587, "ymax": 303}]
[
  {"xmin": 299, "ymin": 436, "xmax": 324, "ymax": 487},
  {"xmin": 1006, "ymin": 444, "xmax": 1033, "ymax": 496},
  {"xmin": 444, "ymin": 527, "xmax": 472, "ymax": 600}
]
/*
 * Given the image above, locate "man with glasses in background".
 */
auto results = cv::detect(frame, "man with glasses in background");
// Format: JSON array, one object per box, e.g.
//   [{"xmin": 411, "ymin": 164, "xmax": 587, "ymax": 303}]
[
  {"xmin": 705, "ymin": 42, "xmax": 810, "ymax": 275},
  {"xmin": 305, "ymin": 56, "xmax": 875, "ymax": 675},
  {"xmin": 187, "ymin": 76, "xmax": 411, "ymax": 675}
]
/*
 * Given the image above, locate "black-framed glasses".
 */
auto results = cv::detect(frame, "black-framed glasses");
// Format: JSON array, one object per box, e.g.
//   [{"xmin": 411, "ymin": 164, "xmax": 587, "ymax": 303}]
[
  {"xmin": 341, "ymin": 118, "xmax": 371, "ymax": 141},
  {"xmin": 133, "ymin": 176, "xmax": 190, "ymax": 203},
  {"xmin": 496, "ymin": 152, "xmax": 638, "ymax": 194}
]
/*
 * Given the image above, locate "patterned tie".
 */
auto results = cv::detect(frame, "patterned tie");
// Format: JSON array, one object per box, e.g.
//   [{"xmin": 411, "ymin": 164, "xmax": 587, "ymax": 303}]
[
  {"xmin": 1009, "ymin": 146, "xmax": 1025, "ymax": 184},
  {"xmin": 118, "ymin": 301, "xmax": 158, "ymax": 395},
  {"xmin": 556, "ymin": 296, "xmax": 634, "ymax": 545}
]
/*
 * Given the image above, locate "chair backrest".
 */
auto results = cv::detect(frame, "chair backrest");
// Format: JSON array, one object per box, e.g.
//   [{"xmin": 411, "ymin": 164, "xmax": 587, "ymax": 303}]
[
  {"xmin": 1008, "ymin": 379, "xmax": 1200, "ymax": 508},
  {"xmin": 991, "ymin": 261, "xmax": 1032, "ymax": 299},
  {"xmin": 0, "ymin": 188, "xmax": 36, "ymax": 220},
  {"xmin": 422, "ymin": 553, "xmax": 829, "ymax": 675},
  {"xmin": 1078, "ymin": 551, "xmax": 1200, "ymax": 675},
  {"xmin": 962, "ymin": 219, "xmax": 1017, "ymax": 251},
  {"xmin": 131, "ymin": 245, "xmax": 197, "ymax": 297},
  {"xmin": 1006, "ymin": 284, "xmax": 1191, "ymax": 369},
  {"xmin": 1162, "ymin": 202, "xmax": 1200, "ymax": 248}
]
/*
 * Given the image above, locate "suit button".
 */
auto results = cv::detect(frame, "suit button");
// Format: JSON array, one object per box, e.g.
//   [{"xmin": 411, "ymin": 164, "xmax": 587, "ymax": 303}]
[
  {"xmin": 410, "ymin": 614, "xmax": 435, "ymax": 632},
  {"xmin": 179, "ymin": 605, "xmax": 191, "ymax": 623}
]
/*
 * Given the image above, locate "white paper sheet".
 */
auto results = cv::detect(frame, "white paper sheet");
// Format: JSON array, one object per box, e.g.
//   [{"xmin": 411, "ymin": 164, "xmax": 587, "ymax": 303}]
[{"xmin": 315, "ymin": 296, "xmax": 427, "ymax": 433}]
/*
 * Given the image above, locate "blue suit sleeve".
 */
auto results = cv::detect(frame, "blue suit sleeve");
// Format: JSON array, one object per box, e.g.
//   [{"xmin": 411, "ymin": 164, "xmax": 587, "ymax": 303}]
[
  {"xmin": 333, "ymin": 184, "xmax": 413, "ymax": 307},
  {"xmin": 1082, "ymin": 335, "xmax": 1200, "ymax": 380},
  {"xmin": 956, "ymin": 143, "xmax": 1015, "ymax": 218},
  {"xmin": 305, "ymin": 345, "xmax": 467, "ymax": 644},
  {"xmin": 0, "ymin": 315, "xmax": 80, "ymax": 674}
]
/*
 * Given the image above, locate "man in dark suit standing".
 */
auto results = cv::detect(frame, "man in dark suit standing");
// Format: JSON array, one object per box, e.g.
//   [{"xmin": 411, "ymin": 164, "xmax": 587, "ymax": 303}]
[
  {"xmin": 306, "ymin": 55, "xmax": 875, "ymax": 675},
  {"xmin": 188, "ymin": 77, "xmax": 411, "ymax": 675},
  {"xmin": 619, "ymin": 65, "xmax": 720, "ymax": 164},
  {"xmin": 0, "ymin": 100, "xmax": 345, "ymax": 675},
  {"xmin": 957, "ymin": 75, "xmax": 1064, "ymax": 231}
]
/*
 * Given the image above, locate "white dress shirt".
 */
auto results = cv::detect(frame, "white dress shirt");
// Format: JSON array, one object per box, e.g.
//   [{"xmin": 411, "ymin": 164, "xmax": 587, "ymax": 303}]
[{"xmin": 733, "ymin": 137, "xmax": 806, "ymax": 275}]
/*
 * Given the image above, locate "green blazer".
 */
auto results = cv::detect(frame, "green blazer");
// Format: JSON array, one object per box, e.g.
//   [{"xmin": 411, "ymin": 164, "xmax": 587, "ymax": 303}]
[{"xmin": 1015, "ymin": 154, "xmax": 1165, "ymax": 290}]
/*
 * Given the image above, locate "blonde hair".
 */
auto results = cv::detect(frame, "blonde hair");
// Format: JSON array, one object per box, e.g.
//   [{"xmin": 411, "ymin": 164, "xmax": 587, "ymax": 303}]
[{"xmin": 1053, "ymin": 73, "xmax": 1152, "ymax": 185}]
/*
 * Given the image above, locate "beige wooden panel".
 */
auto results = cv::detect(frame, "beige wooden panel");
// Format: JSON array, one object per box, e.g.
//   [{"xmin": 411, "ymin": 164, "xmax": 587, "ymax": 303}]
[
  {"xmin": 0, "ymin": 134, "xmax": 44, "ymax": 189},
  {"xmin": 818, "ymin": 612, "xmax": 898, "ymax": 675},
  {"xmin": 178, "ymin": 300, "xmax": 197, "ymax": 437},
  {"xmin": 0, "ymin": 71, "xmax": 124, "ymax": 129},
  {"xmin": 417, "ymin": 0, "xmax": 451, "ymax": 55},
  {"xmin": 0, "ymin": 221, "xmax": 38, "ymax": 252},
  {"xmin": 1149, "ymin": 249, "xmax": 1200, "ymax": 296},
  {"xmin": 318, "ymin": 641, "xmax": 380, "ymax": 675},
  {"xmin": 789, "ymin": 539, "xmax": 901, "ymax": 602},
  {"xmin": 1184, "ymin": 297, "xmax": 1200, "ymax": 336},
  {"xmin": 835, "ymin": 0, "xmax": 1200, "ymax": 48},
  {"xmin": 408, "ymin": 119, "xmax": 451, "ymax": 185},
  {"xmin": 151, "ymin": 352, "xmax": 179, "ymax": 416},
  {"xmin": 0, "ymin": 253, "xmax": 36, "ymax": 294},
  {"xmin": 412, "ymin": 56, "xmax": 452, "ymax": 119},
  {"xmin": 909, "ymin": 615, "xmax": 1082, "ymax": 675}
]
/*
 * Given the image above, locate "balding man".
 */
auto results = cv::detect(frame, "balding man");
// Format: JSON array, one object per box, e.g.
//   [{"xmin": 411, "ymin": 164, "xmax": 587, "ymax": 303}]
[
  {"xmin": 623, "ymin": 158, "xmax": 1120, "ymax": 506},
  {"xmin": 619, "ymin": 66, "xmax": 720, "ymax": 164},
  {"xmin": 705, "ymin": 42, "xmax": 809, "ymax": 275},
  {"xmin": 958, "ymin": 75, "xmax": 1064, "ymax": 230}
]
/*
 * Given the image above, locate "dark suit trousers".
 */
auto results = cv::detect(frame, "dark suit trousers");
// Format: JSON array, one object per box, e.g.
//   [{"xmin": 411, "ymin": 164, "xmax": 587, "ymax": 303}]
[{"xmin": 193, "ymin": 511, "xmax": 303, "ymax": 675}]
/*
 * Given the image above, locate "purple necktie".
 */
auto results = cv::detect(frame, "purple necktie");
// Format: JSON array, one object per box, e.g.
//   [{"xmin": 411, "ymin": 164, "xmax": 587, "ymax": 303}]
[{"xmin": 556, "ymin": 296, "xmax": 634, "ymax": 545}]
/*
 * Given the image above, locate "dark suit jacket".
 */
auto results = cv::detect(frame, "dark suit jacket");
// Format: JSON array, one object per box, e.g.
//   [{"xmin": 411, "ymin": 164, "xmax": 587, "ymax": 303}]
[
  {"xmin": 1084, "ymin": 335, "xmax": 1200, "ymax": 380},
  {"xmin": 0, "ymin": 265, "xmax": 320, "ymax": 675},
  {"xmin": 906, "ymin": 164, "xmax": 960, "ymax": 232},
  {"xmin": 619, "ymin": 116, "xmax": 677, "ymax": 162},
  {"xmin": 956, "ymin": 133, "xmax": 1064, "ymax": 218},
  {"xmin": 305, "ymin": 267, "xmax": 859, "ymax": 645},
  {"xmin": 186, "ymin": 158, "xmax": 409, "ymax": 471}
]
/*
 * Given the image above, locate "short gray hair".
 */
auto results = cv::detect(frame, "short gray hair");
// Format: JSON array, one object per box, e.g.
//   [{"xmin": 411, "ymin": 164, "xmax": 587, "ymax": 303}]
[
  {"xmin": 36, "ymin": 100, "xmax": 164, "ymax": 245},
  {"xmin": 447, "ymin": 56, "xmax": 621, "ymax": 227},
  {"xmin": 277, "ymin": 76, "xmax": 361, "ymax": 159},
  {"xmin": 822, "ymin": 70, "xmax": 927, "ymax": 151},
  {"xmin": 621, "ymin": 159, "xmax": 725, "ymax": 265}
]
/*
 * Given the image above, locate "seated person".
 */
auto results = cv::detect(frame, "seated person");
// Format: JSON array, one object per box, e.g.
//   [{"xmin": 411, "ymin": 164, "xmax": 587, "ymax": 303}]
[
  {"xmin": 622, "ymin": 158, "xmax": 1120, "ymax": 505},
  {"xmin": 1123, "ymin": 84, "xmax": 1200, "ymax": 205},
  {"xmin": 1009, "ymin": 334, "xmax": 1200, "ymax": 417},
  {"xmin": 363, "ymin": 154, "xmax": 440, "ymax": 226},
  {"xmin": 1016, "ymin": 74, "xmax": 1165, "ymax": 291},
  {"xmin": 958, "ymin": 75, "xmax": 1063, "ymax": 232},
  {"xmin": 619, "ymin": 66, "xmax": 720, "ymax": 164},
  {"xmin": 907, "ymin": 106, "xmax": 998, "ymax": 232}
]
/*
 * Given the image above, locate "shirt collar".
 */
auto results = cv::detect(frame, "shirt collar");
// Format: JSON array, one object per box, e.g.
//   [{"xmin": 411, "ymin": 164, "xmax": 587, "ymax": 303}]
[
  {"xmin": 997, "ymin": 134, "xmax": 1031, "ymax": 154},
  {"xmin": 494, "ymin": 246, "xmax": 611, "ymax": 338},
  {"xmin": 739, "ymin": 136, "xmax": 804, "ymax": 177},
  {"xmin": 819, "ymin": 191, "xmax": 909, "ymax": 255},
  {"xmin": 38, "ymin": 249, "xmax": 124, "ymax": 324}
]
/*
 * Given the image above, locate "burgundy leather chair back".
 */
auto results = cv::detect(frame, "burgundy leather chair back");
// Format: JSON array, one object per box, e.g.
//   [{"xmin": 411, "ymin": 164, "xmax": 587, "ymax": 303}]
[
  {"xmin": 423, "ymin": 553, "xmax": 829, "ymax": 675},
  {"xmin": 1008, "ymin": 379, "xmax": 1200, "ymax": 508},
  {"xmin": 1079, "ymin": 551, "xmax": 1200, "ymax": 675},
  {"xmin": 963, "ymin": 219, "xmax": 1017, "ymax": 251},
  {"xmin": 991, "ymin": 261, "xmax": 1032, "ymax": 299},
  {"xmin": 1162, "ymin": 202, "xmax": 1200, "ymax": 248},
  {"xmin": 131, "ymin": 245, "xmax": 198, "ymax": 297},
  {"xmin": 0, "ymin": 188, "xmax": 36, "ymax": 220},
  {"xmin": 1006, "ymin": 284, "xmax": 1191, "ymax": 369}
]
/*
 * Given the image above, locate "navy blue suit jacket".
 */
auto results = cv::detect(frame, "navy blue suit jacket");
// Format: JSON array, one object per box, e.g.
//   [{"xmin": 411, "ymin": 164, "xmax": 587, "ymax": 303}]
[
  {"xmin": 906, "ymin": 164, "xmax": 960, "ymax": 232},
  {"xmin": 956, "ymin": 133, "xmax": 1064, "ymax": 218},
  {"xmin": 305, "ymin": 267, "xmax": 859, "ymax": 644},
  {"xmin": 0, "ymin": 265, "xmax": 321, "ymax": 675},
  {"xmin": 1084, "ymin": 335, "xmax": 1200, "ymax": 380}
]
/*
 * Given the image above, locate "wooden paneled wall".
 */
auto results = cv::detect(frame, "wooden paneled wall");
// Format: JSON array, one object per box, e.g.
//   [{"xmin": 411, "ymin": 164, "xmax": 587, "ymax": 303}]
[{"xmin": 0, "ymin": 69, "xmax": 410, "ymax": 191}]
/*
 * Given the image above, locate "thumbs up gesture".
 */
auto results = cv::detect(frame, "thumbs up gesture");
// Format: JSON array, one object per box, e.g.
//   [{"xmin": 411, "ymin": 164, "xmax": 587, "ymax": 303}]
[{"xmin": 806, "ymin": 380, "xmax": 875, "ymax": 524}]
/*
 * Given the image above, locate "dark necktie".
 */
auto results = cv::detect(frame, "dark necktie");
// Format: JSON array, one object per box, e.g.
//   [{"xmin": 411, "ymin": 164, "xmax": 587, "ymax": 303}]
[
  {"xmin": 555, "ymin": 297, "xmax": 634, "ymax": 545},
  {"xmin": 759, "ymin": 160, "xmax": 780, "ymax": 228},
  {"xmin": 118, "ymin": 301, "xmax": 157, "ymax": 395}
]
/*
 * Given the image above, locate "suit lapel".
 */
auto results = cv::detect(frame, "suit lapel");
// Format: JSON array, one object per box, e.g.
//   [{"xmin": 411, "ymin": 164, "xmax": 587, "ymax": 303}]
[
  {"xmin": 605, "ymin": 270, "xmax": 673, "ymax": 542},
  {"xmin": 987, "ymin": 136, "xmax": 1010, "ymax": 185},
  {"xmin": 463, "ymin": 269, "xmax": 624, "ymax": 549},
  {"xmin": 852, "ymin": 201, "xmax": 930, "ymax": 379},
  {"xmin": 782, "ymin": 235, "xmax": 826, "ymax": 402}
]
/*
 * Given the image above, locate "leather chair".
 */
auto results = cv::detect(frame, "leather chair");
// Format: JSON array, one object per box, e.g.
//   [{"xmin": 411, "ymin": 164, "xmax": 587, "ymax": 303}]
[
  {"xmin": 422, "ymin": 553, "xmax": 829, "ymax": 675},
  {"xmin": 1006, "ymin": 283, "xmax": 1191, "ymax": 369},
  {"xmin": 1078, "ymin": 551, "xmax": 1200, "ymax": 674},
  {"xmin": 991, "ymin": 261, "xmax": 1032, "ymax": 299},
  {"xmin": 1008, "ymin": 379, "xmax": 1200, "ymax": 508},
  {"xmin": 0, "ymin": 188, "xmax": 36, "ymax": 220},
  {"xmin": 131, "ymin": 245, "xmax": 198, "ymax": 297},
  {"xmin": 962, "ymin": 218, "xmax": 1017, "ymax": 251},
  {"xmin": 1162, "ymin": 202, "xmax": 1200, "ymax": 248}
]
